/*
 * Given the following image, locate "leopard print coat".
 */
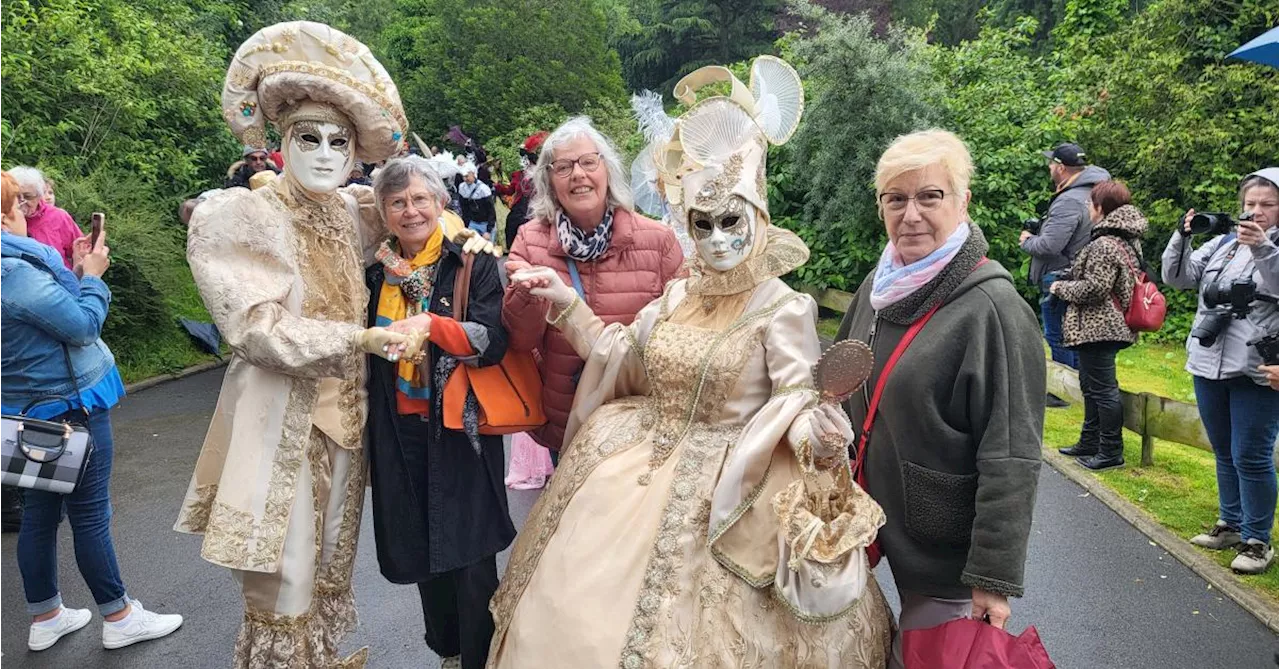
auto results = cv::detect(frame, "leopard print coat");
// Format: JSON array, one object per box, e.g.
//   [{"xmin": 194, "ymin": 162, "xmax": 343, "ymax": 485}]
[{"xmin": 1050, "ymin": 204, "xmax": 1149, "ymax": 348}]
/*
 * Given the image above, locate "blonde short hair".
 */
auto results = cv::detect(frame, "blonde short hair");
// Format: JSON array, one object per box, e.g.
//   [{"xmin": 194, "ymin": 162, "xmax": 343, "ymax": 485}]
[{"xmin": 875, "ymin": 129, "xmax": 974, "ymax": 198}]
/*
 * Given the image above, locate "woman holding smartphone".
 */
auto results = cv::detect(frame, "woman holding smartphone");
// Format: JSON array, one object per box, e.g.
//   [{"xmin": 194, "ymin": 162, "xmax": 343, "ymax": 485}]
[{"xmin": 1, "ymin": 175, "xmax": 185, "ymax": 652}]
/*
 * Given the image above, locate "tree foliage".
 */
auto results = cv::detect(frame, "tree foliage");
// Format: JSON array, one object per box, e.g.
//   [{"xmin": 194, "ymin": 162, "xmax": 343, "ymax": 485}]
[
  {"xmin": 379, "ymin": 0, "xmax": 627, "ymax": 143},
  {"xmin": 774, "ymin": 0, "xmax": 943, "ymax": 290},
  {"xmin": 616, "ymin": 0, "xmax": 783, "ymax": 95}
]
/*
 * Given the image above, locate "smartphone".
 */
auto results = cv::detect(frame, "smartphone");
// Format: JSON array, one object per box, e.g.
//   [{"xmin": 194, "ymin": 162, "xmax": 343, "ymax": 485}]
[{"xmin": 90, "ymin": 213, "xmax": 104, "ymax": 248}]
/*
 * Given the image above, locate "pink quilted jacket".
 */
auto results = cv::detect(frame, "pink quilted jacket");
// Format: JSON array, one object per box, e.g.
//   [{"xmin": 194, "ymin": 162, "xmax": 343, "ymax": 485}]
[{"xmin": 503, "ymin": 208, "xmax": 684, "ymax": 451}]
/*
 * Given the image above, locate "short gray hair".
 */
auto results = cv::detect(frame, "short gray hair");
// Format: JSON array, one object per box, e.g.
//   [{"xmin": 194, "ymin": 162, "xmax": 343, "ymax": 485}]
[
  {"xmin": 9, "ymin": 166, "xmax": 47, "ymax": 195},
  {"xmin": 529, "ymin": 116, "xmax": 633, "ymax": 223},
  {"xmin": 373, "ymin": 156, "xmax": 450, "ymax": 218}
]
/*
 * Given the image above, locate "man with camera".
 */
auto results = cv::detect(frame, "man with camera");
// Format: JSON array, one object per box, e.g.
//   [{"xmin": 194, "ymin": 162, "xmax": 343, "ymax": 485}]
[
  {"xmin": 1021, "ymin": 143, "xmax": 1111, "ymax": 403},
  {"xmin": 1162, "ymin": 167, "xmax": 1279, "ymax": 575}
]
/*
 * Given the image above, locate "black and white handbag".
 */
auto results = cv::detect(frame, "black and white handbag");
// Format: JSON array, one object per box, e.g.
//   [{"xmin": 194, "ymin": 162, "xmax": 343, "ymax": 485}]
[{"xmin": 1, "ymin": 346, "xmax": 94, "ymax": 495}]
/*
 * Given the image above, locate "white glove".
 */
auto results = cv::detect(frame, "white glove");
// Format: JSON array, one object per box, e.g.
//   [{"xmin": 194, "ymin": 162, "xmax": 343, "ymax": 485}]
[
  {"xmin": 808, "ymin": 404, "xmax": 854, "ymax": 462},
  {"xmin": 352, "ymin": 327, "xmax": 411, "ymax": 362},
  {"xmin": 509, "ymin": 266, "xmax": 577, "ymax": 309},
  {"xmin": 452, "ymin": 226, "xmax": 500, "ymax": 256}
]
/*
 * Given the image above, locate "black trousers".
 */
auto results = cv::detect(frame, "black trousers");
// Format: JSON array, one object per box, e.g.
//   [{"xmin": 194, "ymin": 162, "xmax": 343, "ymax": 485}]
[
  {"xmin": 417, "ymin": 554, "xmax": 499, "ymax": 669},
  {"xmin": 1076, "ymin": 341, "xmax": 1127, "ymax": 457}
]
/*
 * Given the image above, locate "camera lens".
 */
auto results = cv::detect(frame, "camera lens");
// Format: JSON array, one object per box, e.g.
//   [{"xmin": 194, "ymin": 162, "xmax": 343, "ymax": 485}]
[
  {"xmin": 1191, "ymin": 312, "xmax": 1231, "ymax": 346},
  {"xmin": 1189, "ymin": 213, "xmax": 1232, "ymax": 236}
]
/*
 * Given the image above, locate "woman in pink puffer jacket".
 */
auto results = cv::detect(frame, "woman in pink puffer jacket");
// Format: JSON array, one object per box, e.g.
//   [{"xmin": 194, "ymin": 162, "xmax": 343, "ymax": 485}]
[{"xmin": 504, "ymin": 117, "xmax": 683, "ymax": 453}]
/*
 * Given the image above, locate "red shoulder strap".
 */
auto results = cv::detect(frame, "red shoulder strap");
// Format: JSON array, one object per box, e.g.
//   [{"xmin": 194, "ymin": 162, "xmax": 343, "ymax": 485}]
[{"xmin": 851, "ymin": 257, "xmax": 988, "ymax": 477}]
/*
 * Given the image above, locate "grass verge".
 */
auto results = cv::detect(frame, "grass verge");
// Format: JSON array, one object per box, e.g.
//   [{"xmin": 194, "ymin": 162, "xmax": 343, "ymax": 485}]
[{"xmin": 1044, "ymin": 341, "xmax": 1278, "ymax": 605}]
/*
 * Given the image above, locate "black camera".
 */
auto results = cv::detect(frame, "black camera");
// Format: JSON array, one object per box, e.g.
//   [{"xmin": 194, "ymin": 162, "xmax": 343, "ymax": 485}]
[
  {"xmin": 1251, "ymin": 333, "xmax": 1279, "ymax": 366},
  {"xmin": 1203, "ymin": 277, "xmax": 1259, "ymax": 319},
  {"xmin": 1022, "ymin": 218, "xmax": 1042, "ymax": 235},
  {"xmin": 1193, "ymin": 277, "xmax": 1264, "ymax": 347},
  {"xmin": 1189, "ymin": 210, "xmax": 1253, "ymax": 236},
  {"xmin": 1192, "ymin": 278, "xmax": 1280, "ymax": 347}
]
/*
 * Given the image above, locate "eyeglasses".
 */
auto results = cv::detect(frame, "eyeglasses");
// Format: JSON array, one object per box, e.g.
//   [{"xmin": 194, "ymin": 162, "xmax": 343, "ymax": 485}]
[
  {"xmin": 879, "ymin": 189, "xmax": 947, "ymax": 212},
  {"xmin": 550, "ymin": 153, "xmax": 602, "ymax": 178},
  {"xmin": 385, "ymin": 194, "xmax": 437, "ymax": 214}
]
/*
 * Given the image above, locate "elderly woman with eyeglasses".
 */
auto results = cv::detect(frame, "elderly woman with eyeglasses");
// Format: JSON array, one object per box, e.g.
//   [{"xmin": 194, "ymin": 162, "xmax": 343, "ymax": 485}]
[
  {"xmin": 8, "ymin": 167, "xmax": 80, "ymax": 269},
  {"xmin": 503, "ymin": 116, "xmax": 683, "ymax": 457},
  {"xmin": 833, "ymin": 129, "xmax": 1045, "ymax": 668},
  {"xmin": 362, "ymin": 156, "xmax": 515, "ymax": 669}
]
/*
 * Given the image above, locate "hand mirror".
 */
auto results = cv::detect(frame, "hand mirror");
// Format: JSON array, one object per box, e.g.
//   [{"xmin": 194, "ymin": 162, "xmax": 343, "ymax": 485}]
[{"xmin": 813, "ymin": 339, "xmax": 873, "ymax": 404}]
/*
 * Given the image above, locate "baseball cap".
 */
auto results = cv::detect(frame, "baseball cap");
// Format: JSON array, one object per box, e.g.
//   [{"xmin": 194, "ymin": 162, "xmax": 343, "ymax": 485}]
[{"xmin": 1042, "ymin": 143, "xmax": 1087, "ymax": 167}]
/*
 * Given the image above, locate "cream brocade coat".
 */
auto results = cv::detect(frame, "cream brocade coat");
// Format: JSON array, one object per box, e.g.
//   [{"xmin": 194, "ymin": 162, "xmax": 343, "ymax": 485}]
[
  {"xmin": 488, "ymin": 277, "xmax": 892, "ymax": 669},
  {"xmin": 173, "ymin": 184, "xmax": 380, "ymax": 573}
]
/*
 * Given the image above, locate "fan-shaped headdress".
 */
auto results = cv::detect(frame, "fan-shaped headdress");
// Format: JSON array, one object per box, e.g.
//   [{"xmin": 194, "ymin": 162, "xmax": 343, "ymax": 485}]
[{"xmin": 635, "ymin": 56, "xmax": 809, "ymax": 298}]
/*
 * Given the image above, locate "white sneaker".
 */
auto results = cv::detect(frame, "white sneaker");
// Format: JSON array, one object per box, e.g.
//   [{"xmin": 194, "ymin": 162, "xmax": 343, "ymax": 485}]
[
  {"xmin": 102, "ymin": 599, "xmax": 183, "ymax": 649},
  {"xmin": 1231, "ymin": 539, "xmax": 1275, "ymax": 575},
  {"xmin": 28, "ymin": 606, "xmax": 92, "ymax": 651}
]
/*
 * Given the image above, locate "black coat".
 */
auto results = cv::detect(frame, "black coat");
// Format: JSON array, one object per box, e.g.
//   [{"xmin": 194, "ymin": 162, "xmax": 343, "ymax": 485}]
[{"xmin": 364, "ymin": 239, "xmax": 516, "ymax": 582}]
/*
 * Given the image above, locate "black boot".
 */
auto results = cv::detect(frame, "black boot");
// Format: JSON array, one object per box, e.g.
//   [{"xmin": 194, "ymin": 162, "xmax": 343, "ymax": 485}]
[
  {"xmin": 1079, "ymin": 440, "xmax": 1124, "ymax": 471},
  {"xmin": 1045, "ymin": 393, "xmax": 1070, "ymax": 408},
  {"xmin": 1, "ymin": 487, "xmax": 23, "ymax": 533},
  {"xmin": 1058, "ymin": 442, "xmax": 1098, "ymax": 457}
]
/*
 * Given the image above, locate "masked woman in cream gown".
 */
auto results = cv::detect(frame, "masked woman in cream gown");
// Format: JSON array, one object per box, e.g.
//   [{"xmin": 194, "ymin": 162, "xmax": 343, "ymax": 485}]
[{"xmin": 495, "ymin": 57, "xmax": 892, "ymax": 669}]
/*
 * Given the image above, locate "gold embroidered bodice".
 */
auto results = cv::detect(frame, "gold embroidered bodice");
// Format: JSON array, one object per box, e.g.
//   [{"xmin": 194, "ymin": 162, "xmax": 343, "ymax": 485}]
[{"xmin": 633, "ymin": 298, "xmax": 769, "ymax": 485}]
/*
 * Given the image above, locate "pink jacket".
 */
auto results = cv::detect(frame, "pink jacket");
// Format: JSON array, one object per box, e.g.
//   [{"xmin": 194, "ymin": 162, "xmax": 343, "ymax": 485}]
[
  {"xmin": 504, "ymin": 208, "xmax": 684, "ymax": 450},
  {"xmin": 25, "ymin": 202, "xmax": 81, "ymax": 269}
]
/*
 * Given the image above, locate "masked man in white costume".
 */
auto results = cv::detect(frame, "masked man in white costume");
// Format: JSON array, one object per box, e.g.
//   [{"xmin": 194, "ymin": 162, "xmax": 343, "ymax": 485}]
[
  {"xmin": 174, "ymin": 22, "xmax": 426, "ymax": 668},
  {"xmin": 499, "ymin": 57, "xmax": 892, "ymax": 669}
]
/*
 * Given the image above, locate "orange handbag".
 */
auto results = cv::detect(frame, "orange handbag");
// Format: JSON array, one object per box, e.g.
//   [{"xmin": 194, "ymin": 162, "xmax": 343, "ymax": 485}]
[{"xmin": 442, "ymin": 254, "xmax": 547, "ymax": 435}]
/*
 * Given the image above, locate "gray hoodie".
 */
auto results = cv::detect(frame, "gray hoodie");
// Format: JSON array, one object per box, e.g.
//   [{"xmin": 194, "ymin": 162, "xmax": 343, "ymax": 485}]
[{"xmin": 1023, "ymin": 165, "xmax": 1112, "ymax": 284}]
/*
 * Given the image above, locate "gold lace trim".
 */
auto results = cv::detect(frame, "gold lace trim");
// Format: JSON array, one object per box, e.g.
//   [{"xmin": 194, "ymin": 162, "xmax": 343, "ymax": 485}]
[
  {"xmin": 548, "ymin": 295, "xmax": 581, "ymax": 329},
  {"xmin": 202, "ymin": 501, "xmax": 253, "ymax": 566},
  {"xmin": 175, "ymin": 483, "xmax": 218, "ymax": 533},
  {"xmin": 618, "ymin": 297, "xmax": 801, "ymax": 668},
  {"xmin": 685, "ymin": 227, "xmax": 810, "ymax": 297},
  {"xmin": 233, "ymin": 594, "xmax": 366, "ymax": 669}
]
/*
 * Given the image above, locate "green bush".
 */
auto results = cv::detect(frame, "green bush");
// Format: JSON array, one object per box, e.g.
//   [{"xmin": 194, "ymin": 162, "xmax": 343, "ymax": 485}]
[
  {"xmin": 56, "ymin": 169, "xmax": 214, "ymax": 380},
  {"xmin": 775, "ymin": 0, "xmax": 944, "ymax": 291}
]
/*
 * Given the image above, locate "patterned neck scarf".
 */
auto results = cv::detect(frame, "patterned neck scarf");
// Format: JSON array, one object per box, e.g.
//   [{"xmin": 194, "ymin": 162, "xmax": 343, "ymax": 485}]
[
  {"xmin": 556, "ymin": 209, "xmax": 615, "ymax": 261},
  {"xmin": 375, "ymin": 227, "xmax": 444, "ymax": 415},
  {"xmin": 870, "ymin": 222, "xmax": 970, "ymax": 312}
]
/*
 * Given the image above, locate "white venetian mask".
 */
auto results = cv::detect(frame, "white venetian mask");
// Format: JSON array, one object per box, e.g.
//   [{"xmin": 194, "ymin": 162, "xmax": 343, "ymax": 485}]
[
  {"xmin": 285, "ymin": 120, "xmax": 356, "ymax": 194},
  {"xmin": 690, "ymin": 196, "xmax": 755, "ymax": 272}
]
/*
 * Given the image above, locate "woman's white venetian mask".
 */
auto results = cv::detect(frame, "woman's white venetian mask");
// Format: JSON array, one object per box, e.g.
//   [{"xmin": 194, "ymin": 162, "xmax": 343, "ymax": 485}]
[
  {"xmin": 286, "ymin": 120, "xmax": 356, "ymax": 194},
  {"xmin": 690, "ymin": 196, "xmax": 755, "ymax": 272}
]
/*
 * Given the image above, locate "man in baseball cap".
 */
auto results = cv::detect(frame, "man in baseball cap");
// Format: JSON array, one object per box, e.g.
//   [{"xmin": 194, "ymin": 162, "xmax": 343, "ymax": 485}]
[
  {"xmin": 1043, "ymin": 142, "xmax": 1088, "ymax": 167},
  {"xmin": 1022, "ymin": 141, "xmax": 1111, "ymax": 406}
]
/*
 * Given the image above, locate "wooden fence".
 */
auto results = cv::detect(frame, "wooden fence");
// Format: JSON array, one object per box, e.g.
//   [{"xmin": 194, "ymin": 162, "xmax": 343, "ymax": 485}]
[{"xmin": 806, "ymin": 286, "xmax": 1211, "ymax": 467}]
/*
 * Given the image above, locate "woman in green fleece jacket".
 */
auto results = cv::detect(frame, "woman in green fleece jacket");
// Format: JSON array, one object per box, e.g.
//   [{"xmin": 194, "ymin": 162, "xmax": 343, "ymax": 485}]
[{"xmin": 835, "ymin": 129, "xmax": 1046, "ymax": 669}]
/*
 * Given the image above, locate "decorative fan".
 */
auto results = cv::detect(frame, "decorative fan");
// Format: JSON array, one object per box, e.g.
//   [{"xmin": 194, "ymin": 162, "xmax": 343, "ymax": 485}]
[
  {"xmin": 750, "ymin": 56, "xmax": 804, "ymax": 145},
  {"xmin": 677, "ymin": 99, "xmax": 760, "ymax": 167}
]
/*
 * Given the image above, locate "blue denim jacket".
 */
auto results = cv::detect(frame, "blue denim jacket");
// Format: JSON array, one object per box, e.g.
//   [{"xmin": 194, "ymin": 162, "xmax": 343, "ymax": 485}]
[{"xmin": 1, "ymin": 232, "xmax": 117, "ymax": 411}]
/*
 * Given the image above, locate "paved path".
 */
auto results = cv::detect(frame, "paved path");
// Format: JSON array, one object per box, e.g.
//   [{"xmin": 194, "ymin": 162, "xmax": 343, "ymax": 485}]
[{"xmin": 3, "ymin": 369, "xmax": 1276, "ymax": 668}]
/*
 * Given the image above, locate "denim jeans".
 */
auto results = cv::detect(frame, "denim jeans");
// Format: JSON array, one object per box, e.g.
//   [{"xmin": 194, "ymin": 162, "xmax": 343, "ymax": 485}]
[
  {"xmin": 17, "ymin": 408, "xmax": 129, "ymax": 616},
  {"xmin": 1040, "ymin": 272, "xmax": 1078, "ymax": 370},
  {"xmin": 468, "ymin": 221, "xmax": 489, "ymax": 236},
  {"xmin": 1193, "ymin": 375, "xmax": 1279, "ymax": 544},
  {"xmin": 1076, "ymin": 342, "xmax": 1127, "ymax": 457}
]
